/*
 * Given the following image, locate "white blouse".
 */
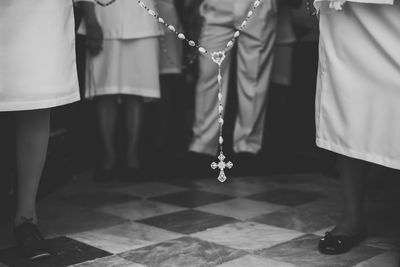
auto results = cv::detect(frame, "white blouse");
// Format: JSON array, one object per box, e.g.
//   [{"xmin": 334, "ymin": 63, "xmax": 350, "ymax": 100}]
[{"xmin": 77, "ymin": 0, "xmax": 163, "ymax": 39}]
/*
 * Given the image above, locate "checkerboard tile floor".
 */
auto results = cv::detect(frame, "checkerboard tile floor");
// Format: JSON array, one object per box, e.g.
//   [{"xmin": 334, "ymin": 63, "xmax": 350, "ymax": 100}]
[{"xmin": 1, "ymin": 172, "xmax": 399, "ymax": 267}]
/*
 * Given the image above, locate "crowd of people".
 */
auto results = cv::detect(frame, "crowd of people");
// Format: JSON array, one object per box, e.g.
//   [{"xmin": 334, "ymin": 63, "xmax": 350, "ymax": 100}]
[{"xmin": 0, "ymin": 0, "xmax": 399, "ymax": 262}]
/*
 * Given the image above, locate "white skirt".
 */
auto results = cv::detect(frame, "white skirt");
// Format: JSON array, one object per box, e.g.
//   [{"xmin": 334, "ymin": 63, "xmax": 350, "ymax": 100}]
[
  {"xmin": 85, "ymin": 38, "xmax": 160, "ymax": 99},
  {"xmin": 0, "ymin": 0, "xmax": 80, "ymax": 111},
  {"xmin": 316, "ymin": 2, "xmax": 400, "ymax": 169}
]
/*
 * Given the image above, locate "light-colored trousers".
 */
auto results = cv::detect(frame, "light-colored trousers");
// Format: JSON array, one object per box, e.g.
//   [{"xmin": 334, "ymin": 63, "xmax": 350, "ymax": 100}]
[{"xmin": 189, "ymin": 0, "xmax": 278, "ymax": 155}]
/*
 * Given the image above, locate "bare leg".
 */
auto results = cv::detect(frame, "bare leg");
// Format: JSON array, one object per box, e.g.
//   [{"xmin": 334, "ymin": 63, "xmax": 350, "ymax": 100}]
[
  {"xmin": 331, "ymin": 155, "xmax": 368, "ymax": 235},
  {"xmin": 14, "ymin": 109, "xmax": 50, "ymax": 226},
  {"xmin": 96, "ymin": 95, "xmax": 118, "ymax": 170},
  {"xmin": 124, "ymin": 95, "xmax": 143, "ymax": 168}
]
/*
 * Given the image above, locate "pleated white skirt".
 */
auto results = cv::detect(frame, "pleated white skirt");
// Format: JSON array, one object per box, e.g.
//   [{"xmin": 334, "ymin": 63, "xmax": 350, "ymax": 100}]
[
  {"xmin": 316, "ymin": 2, "xmax": 400, "ymax": 169},
  {"xmin": 0, "ymin": 0, "xmax": 80, "ymax": 111},
  {"xmin": 85, "ymin": 38, "xmax": 160, "ymax": 99}
]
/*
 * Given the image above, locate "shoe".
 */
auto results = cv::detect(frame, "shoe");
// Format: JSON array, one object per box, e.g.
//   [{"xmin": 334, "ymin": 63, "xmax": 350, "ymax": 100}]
[
  {"xmin": 318, "ymin": 230, "xmax": 367, "ymax": 255},
  {"xmin": 93, "ymin": 168, "xmax": 116, "ymax": 183},
  {"xmin": 14, "ymin": 221, "xmax": 51, "ymax": 261}
]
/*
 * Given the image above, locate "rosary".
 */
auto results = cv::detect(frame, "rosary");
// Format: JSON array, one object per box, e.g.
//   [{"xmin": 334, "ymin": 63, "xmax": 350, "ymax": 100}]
[{"xmin": 93, "ymin": 0, "xmax": 263, "ymax": 182}]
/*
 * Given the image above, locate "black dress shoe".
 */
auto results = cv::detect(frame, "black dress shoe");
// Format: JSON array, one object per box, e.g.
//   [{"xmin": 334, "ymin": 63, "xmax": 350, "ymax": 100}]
[
  {"xmin": 14, "ymin": 221, "xmax": 51, "ymax": 261},
  {"xmin": 318, "ymin": 230, "xmax": 367, "ymax": 255}
]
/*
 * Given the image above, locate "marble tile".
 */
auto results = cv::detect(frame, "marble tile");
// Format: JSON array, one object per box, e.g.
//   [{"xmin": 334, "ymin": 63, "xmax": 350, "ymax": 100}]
[
  {"xmin": 37, "ymin": 201, "xmax": 128, "ymax": 237},
  {"xmin": 195, "ymin": 180, "xmax": 278, "ymax": 197},
  {"xmin": 56, "ymin": 191, "xmax": 140, "ymax": 209},
  {"xmin": 0, "ymin": 237, "xmax": 111, "ymax": 267},
  {"xmin": 69, "ymin": 222, "xmax": 183, "ymax": 254},
  {"xmin": 246, "ymin": 189, "xmax": 323, "ymax": 206},
  {"xmin": 150, "ymin": 190, "xmax": 234, "ymax": 208},
  {"xmin": 251, "ymin": 199, "xmax": 341, "ymax": 233},
  {"xmin": 70, "ymin": 255, "xmax": 145, "ymax": 267},
  {"xmin": 113, "ymin": 182, "xmax": 187, "ymax": 198},
  {"xmin": 260, "ymin": 173, "xmax": 320, "ymax": 185},
  {"xmin": 365, "ymin": 232, "xmax": 400, "ymax": 250},
  {"xmin": 138, "ymin": 210, "xmax": 238, "ymax": 234},
  {"xmin": 258, "ymin": 234, "xmax": 385, "ymax": 267},
  {"xmin": 353, "ymin": 251, "xmax": 400, "ymax": 267},
  {"xmin": 192, "ymin": 221, "xmax": 304, "ymax": 252},
  {"xmin": 120, "ymin": 236, "xmax": 247, "ymax": 267},
  {"xmin": 98, "ymin": 199, "xmax": 187, "ymax": 221},
  {"xmin": 195, "ymin": 198, "xmax": 287, "ymax": 220},
  {"xmin": 215, "ymin": 255, "xmax": 297, "ymax": 267}
]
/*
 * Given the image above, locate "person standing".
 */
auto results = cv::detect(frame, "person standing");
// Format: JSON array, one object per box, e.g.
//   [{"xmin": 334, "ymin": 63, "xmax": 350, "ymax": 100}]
[
  {"xmin": 313, "ymin": 0, "xmax": 400, "ymax": 254},
  {"xmin": 0, "ymin": 0, "xmax": 97, "ymax": 260},
  {"xmin": 188, "ymin": 0, "xmax": 278, "ymax": 169},
  {"xmin": 77, "ymin": 0, "xmax": 163, "ymax": 182}
]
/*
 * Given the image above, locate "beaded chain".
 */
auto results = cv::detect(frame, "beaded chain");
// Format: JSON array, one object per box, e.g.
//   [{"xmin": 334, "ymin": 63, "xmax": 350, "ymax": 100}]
[{"xmin": 93, "ymin": 0, "xmax": 263, "ymax": 182}]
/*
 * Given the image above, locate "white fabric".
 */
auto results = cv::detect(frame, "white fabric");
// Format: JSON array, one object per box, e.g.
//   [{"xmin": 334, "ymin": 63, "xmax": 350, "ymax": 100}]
[
  {"xmin": 85, "ymin": 38, "xmax": 160, "ymax": 99},
  {"xmin": 314, "ymin": 0, "xmax": 394, "ymax": 11},
  {"xmin": 156, "ymin": 0, "xmax": 183, "ymax": 74},
  {"xmin": 77, "ymin": 0, "xmax": 163, "ymax": 39},
  {"xmin": 316, "ymin": 2, "xmax": 400, "ymax": 169},
  {"xmin": 0, "ymin": 0, "xmax": 80, "ymax": 111}
]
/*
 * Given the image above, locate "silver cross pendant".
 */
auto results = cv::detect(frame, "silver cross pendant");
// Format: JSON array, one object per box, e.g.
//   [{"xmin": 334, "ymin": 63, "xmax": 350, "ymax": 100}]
[{"xmin": 211, "ymin": 152, "xmax": 233, "ymax": 183}]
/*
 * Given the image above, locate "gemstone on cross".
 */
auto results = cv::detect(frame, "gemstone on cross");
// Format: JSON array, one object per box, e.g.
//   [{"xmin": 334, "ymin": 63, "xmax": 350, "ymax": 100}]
[{"xmin": 211, "ymin": 152, "xmax": 233, "ymax": 182}]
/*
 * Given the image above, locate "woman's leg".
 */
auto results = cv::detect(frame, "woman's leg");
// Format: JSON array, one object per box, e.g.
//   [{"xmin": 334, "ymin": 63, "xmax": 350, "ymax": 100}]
[
  {"xmin": 14, "ymin": 109, "xmax": 50, "ymax": 226},
  {"xmin": 124, "ymin": 95, "xmax": 144, "ymax": 169},
  {"xmin": 96, "ymin": 95, "xmax": 118, "ymax": 170},
  {"xmin": 332, "ymin": 155, "xmax": 369, "ymax": 235}
]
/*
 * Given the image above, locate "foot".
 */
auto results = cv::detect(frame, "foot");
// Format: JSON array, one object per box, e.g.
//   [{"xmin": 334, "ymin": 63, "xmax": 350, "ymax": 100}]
[
  {"xmin": 14, "ymin": 219, "xmax": 51, "ymax": 261},
  {"xmin": 319, "ymin": 224, "xmax": 367, "ymax": 255}
]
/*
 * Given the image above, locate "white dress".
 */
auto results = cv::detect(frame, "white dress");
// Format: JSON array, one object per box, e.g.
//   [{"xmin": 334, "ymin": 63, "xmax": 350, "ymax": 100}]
[
  {"xmin": 0, "ymin": 0, "xmax": 80, "ymax": 111},
  {"xmin": 316, "ymin": 0, "xmax": 400, "ymax": 169},
  {"xmin": 78, "ymin": 0, "xmax": 163, "ymax": 99}
]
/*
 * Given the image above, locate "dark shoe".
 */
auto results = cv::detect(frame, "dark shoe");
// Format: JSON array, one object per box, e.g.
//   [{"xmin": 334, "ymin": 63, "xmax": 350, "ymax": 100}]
[
  {"xmin": 93, "ymin": 168, "xmax": 116, "ymax": 183},
  {"xmin": 14, "ymin": 221, "xmax": 51, "ymax": 261},
  {"xmin": 318, "ymin": 230, "xmax": 367, "ymax": 255}
]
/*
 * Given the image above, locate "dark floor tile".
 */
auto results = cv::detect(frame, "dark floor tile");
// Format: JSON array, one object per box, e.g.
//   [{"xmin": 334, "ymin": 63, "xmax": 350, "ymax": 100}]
[
  {"xmin": 257, "ymin": 234, "xmax": 385, "ymax": 267},
  {"xmin": 38, "ymin": 203, "xmax": 129, "ymax": 236},
  {"xmin": 120, "ymin": 236, "xmax": 247, "ymax": 267},
  {"xmin": 251, "ymin": 200, "xmax": 341, "ymax": 233},
  {"xmin": 150, "ymin": 190, "xmax": 234, "ymax": 208},
  {"xmin": 57, "ymin": 192, "xmax": 140, "ymax": 209},
  {"xmin": 0, "ymin": 236, "xmax": 111, "ymax": 267},
  {"xmin": 137, "ymin": 210, "xmax": 238, "ymax": 234},
  {"xmin": 246, "ymin": 189, "xmax": 323, "ymax": 206}
]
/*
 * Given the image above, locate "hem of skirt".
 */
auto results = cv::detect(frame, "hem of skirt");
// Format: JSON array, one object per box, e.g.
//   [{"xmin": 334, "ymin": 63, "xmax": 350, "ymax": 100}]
[
  {"xmin": 160, "ymin": 68, "xmax": 182, "ymax": 75},
  {"xmin": 0, "ymin": 94, "xmax": 80, "ymax": 112},
  {"xmin": 316, "ymin": 138, "xmax": 400, "ymax": 170},
  {"xmin": 85, "ymin": 87, "xmax": 160, "ymax": 99}
]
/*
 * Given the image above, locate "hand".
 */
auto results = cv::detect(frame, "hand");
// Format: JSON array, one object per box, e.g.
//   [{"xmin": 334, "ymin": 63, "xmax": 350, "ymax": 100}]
[{"xmin": 85, "ymin": 19, "xmax": 103, "ymax": 57}]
